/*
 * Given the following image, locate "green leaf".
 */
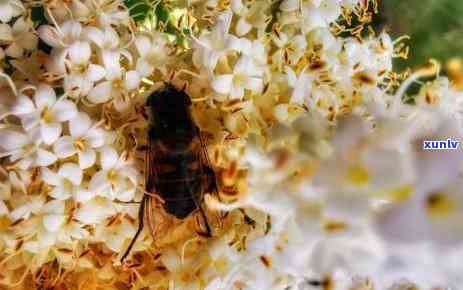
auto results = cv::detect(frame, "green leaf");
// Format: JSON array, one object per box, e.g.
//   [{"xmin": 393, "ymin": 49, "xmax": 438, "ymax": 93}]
[{"xmin": 124, "ymin": 0, "xmax": 151, "ymax": 22}]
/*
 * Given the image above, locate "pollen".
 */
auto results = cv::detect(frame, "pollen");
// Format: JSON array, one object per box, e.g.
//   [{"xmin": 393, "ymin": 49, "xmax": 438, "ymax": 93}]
[
  {"xmin": 426, "ymin": 192, "xmax": 455, "ymax": 216},
  {"xmin": 40, "ymin": 107, "xmax": 55, "ymax": 123},
  {"xmin": 346, "ymin": 165, "xmax": 369, "ymax": 185},
  {"xmin": 73, "ymin": 139, "xmax": 86, "ymax": 151}
]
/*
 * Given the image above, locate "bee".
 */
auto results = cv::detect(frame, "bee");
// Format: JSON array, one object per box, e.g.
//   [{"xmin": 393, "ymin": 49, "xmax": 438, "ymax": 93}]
[{"xmin": 121, "ymin": 83, "xmax": 219, "ymax": 262}]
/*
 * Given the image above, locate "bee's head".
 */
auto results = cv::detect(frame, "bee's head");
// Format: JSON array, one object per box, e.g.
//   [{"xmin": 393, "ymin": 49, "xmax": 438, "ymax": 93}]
[{"xmin": 147, "ymin": 83, "xmax": 195, "ymax": 137}]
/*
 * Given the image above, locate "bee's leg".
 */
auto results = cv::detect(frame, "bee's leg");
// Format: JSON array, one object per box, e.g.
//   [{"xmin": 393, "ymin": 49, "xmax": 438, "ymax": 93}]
[
  {"xmin": 204, "ymin": 166, "xmax": 219, "ymax": 198},
  {"xmin": 120, "ymin": 195, "xmax": 147, "ymax": 263}
]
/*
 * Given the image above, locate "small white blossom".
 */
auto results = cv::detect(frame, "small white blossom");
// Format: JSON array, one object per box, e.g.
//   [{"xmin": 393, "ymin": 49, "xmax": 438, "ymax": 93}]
[
  {"xmin": 41, "ymin": 163, "xmax": 93, "ymax": 202},
  {"xmin": 211, "ymin": 56, "xmax": 263, "ymax": 99},
  {"xmin": 0, "ymin": 0, "xmax": 24, "ymax": 23},
  {"xmin": 53, "ymin": 112, "xmax": 106, "ymax": 169},
  {"xmin": 89, "ymin": 146, "xmax": 138, "ymax": 202},
  {"xmin": 0, "ymin": 128, "xmax": 57, "ymax": 169},
  {"xmin": 0, "ymin": 16, "xmax": 37, "ymax": 58},
  {"xmin": 10, "ymin": 84, "xmax": 78, "ymax": 144}
]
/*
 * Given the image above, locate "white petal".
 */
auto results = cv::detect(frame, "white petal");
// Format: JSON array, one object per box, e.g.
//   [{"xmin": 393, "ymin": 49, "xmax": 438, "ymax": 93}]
[
  {"xmin": 0, "ymin": 24, "xmax": 13, "ymax": 41},
  {"xmin": 58, "ymin": 163, "xmax": 82, "ymax": 186},
  {"xmin": 49, "ymin": 185, "xmax": 72, "ymax": 200},
  {"xmin": 85, "ymin": 127, "xmax": 105, "ymax": 148},
  {"xmin": 83, "ymin": 26, "xmax": 104, "ymax": 47},
  {"xmin": 11, "ymin": 95, "xmax": 35, "ymax": 115},
  {"xmin": 86, "ymin": 64, "xmax": 106, "ymax": 82},
  {"xmin": 68, "ymin": 41, "xmax": 91, "ymax": 65},
  {"xmin": 211, "ymin": 75, "xmax": 233, "ymax": 95},
  {"xmin": 43, "ymin": 214, "xmax": 65, "ymax": 232},
  {"xmin": 0, "ymin": 200, "xmax": 8, "ymax": 216},
  {"xmin": 102, "ymin": 50, "xmax": 121, "ymax": 79},
  {"xmin": 124, "ymin": 70, "xmax": 140, "ymax": 91},
  {"xmin": 40, "ymin": 122, "xmax": 61, "ymax": 145},
  {"xmin": 78, "ymin": 149, "xmax": 96, "ymax": 169},
  {"xmin": 0, "ymin": 130, "xmax": 28, "ymax": 150},
  {"xmin": 20, "ymin": 112, "xmax": 40, "ymax": 131},
  {"xmin": 236, "ymin": 17, "xmax": 252, "ymax": 36},
  {"xmin": 136, "ymin": 58, "xmax": 154, "ymax": 77},
  {"xmin": 38, "ymin": 25, "xmax": 61, "ymax": 47},
  {"xmin": 53, "ymin": 136, "xmax": 77, "ymax": 158},
  {"xmin": 89, "ymin": 170, "xmax": 108, "ymax": 193},
  {"xmin": 35, "ymin": 148, "xmax": 57, "ymax": 166},
  {"xmin": 100, "ymin": 146, "xmax": 118, "ymax": 169},
  {"xmin": 35, "ymin": 84, "xmax": 56, "ymax": 109},
  {"xmin": 73, "ymin": 187, "xmax": 93, "ymax": 203},
  {"xmin": 53, "ymin": 99, "xmax": 77, "ymax": 122},
  {"xmin": 69, "ymin": 112, "xmax": 91, "ymax": 137},
  {"xmin": 243, "ymin": 77, "xmax": 263, "ymax": 93},
  {"xmin": 135, "ymin": 35, "xmax": 151, "ymax": 57},
  {"xmin": 41, "ymin": 167, "xmax": 62, "ymax": 186},
  {"xmin": 60, "ymin": 20, "xmax": 81, "ymax": 41},
  {"xmin": 43, "ymin": 199, "xmax": 65, "ymax": 213},
  {"xmin": 230, "ymin": 84, "xmax": 244, "ymax": 99},
  {"xmin": 88, "ymin": 81, "xmax": 112, "ymax": 103}
]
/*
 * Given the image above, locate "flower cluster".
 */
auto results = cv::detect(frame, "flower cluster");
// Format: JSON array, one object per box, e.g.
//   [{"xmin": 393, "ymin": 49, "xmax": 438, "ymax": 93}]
[{"xmin": 0, "ymin": 0, "xmax": 462, "ymax": 289}]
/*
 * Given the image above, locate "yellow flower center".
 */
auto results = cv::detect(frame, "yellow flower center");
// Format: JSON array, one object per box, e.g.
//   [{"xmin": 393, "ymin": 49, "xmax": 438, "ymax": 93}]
[
  {"xmin": 426, "ymin": 192, "xmax": 455, "ymax": 216},
  {"xmin": 73, "ymin": 139, "xmax": 86, "ymax": 151},
  {"xmin": 40, "ymin": 106, "xmax": 54, "ymax": 123},
  {"xmin": 346, "ymin": 165, "xmax": 369, "ymax": 185},
  {"xmin": 106, "ymin": 169, "xmax": 118, "ymax": 182}
]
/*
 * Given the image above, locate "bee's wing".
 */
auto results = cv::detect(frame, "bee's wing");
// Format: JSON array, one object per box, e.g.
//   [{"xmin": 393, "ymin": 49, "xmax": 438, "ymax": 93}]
[
  {"xmin": 144, "ymin": 138, "xmax": 170, "ymax": 240},
  {"xmin": 197, "ymin": 133, "xmax": 224, "ymax": 231}
]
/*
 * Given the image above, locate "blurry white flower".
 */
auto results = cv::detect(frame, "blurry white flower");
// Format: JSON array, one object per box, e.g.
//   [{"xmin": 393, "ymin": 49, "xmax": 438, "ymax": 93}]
[
  {"xmin": 63, "ymin": 39, "xmax": 106, "ymax": 98},
  {"xmin": 9, "ymin": 195, "xmax": 45, "ymax": 221},
  {"xmin": 0, "ymin": 0, "xmax": 24, "ymax": 23},
  {"xmin": 75, "ymin": 196, "xmax": 116, "ymax": 225},
  {"xmin": 53, "ymin": 112, "xmax": 106, "ymax": 169},
  {"xmin": 10, "ymin": 84, "xmax": 77, "ymax": 144},
  {"xmin": 192, "ymin": 10, "xmax": 241, "ymax": 71},
  {"xmin": 89, "ymin": 146, "xmax": 138, "ymax": 202},
  {"xmin": 0, "ymin": 128, "xmax": 57, "ymax": 169},
  {"xmin": 42, "ymin": 163, "xmax": 93, "ymax": 202},
  {"xmin": 231, "ymin": 0, "xmax": 270, "ymax": 36},
  {"xmin": 272, "ymin": 32, "xmax": 307, "ymax": 69},
  {"xmin": 211, "ymin": 56, "xmax": 263, "ymax": 99},
  {"xmin": 301, "ymin": 0, "xmax": 342, "ymax": 33},
  {"xmin": 38, "ymin": 20, "xmax": 86, "ymax": 74},
  {"xmin": 94, "ymin": 216, "xmax": 136, "ymax": 253},
  {"xmin": 286, "ymin": 67, "xmax": 313, "ymax": 105},
  {"xmin": 88, "ymin": 67, "xmax": 140, "ymax": 111},
  {"xmin": 86, "ymin": 0, "xmax": 130, "ymax": 27},
  {"xmin": 134, "ymin": 33, "xmax": 170, "ymax": 77},
  {"xmin": 0, "ymin": 16, "xmax": 38, "ymax": 58}
]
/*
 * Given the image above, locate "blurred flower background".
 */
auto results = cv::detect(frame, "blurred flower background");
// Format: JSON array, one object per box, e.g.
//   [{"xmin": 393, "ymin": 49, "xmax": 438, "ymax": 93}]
[{"xmin": 0, "ymin": 1, "xmax": 462, "ymax": 290}]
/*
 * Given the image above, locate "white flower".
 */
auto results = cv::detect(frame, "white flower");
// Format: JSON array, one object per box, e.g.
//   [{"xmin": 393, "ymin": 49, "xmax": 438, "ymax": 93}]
[
  {"xmin": 301, "ymin": 0, "xmax": 342, "ymax": 33},
  {"xmin": 272, "ymin": 32, "xmax": 307, "ymax": 70},
  {"xmin": 9, "ymin": 195, "xmax": 45, "ymax": 221},
  {"xmin": 192, "ymin": 10, "xmax": 241, "ymax": 71},
  {"xmin": 231, "ymin": 0, "xmax": 270, "ymax": 36},
  {"xmin": 94, "ymin": 216, "xmax": 137, "ymax": 253},
  {"xmin": 75, "ymin": 196, "xmax": 116, "ymax": 225},
  {"xmin": 211, "ymin": 56, "xmax": 263, "ymax": 99},
  {"xmin": 63, "ymin": 39, "xmax": 106, "ymax": 98},
  {"xmin": 134, "ymin": 33, "xmax": 170, "ymax": 77},
  {"xmin": 84, "ymin": 25, "xmax": 130, "ymax": 78},
  {"xmin": 0, "ymin": 128, "xmax": 57, "ymax": 169},
  {"xmin": 0, "ymin": 16, "xmax": 38, "ymax": 58},
  {"xmin": 286, "ymin": 67, "xmax": 313, "ymax": 105},
  {"xmin": 89, "ymin": 146, "xmax": 138, "ymax": 202},
  {"xmin": 88, "ymin": 67, "xmax": 140, "ymax": 111},
  {"xmin": 38, "ymin": 20, "xmax": 86, "ymax": 74},
  {"xmin": 41, "ymin": 163, "xmax": 93, "ymax": 202},
  {"xmin": 10, "ymin": 84, "xmax": 78, "ymax": 144},
  {"xmin": 0, "ymin": 0, "xmax": 24, "ymax": 23},
  {"xmin": 53, "ymin": 112, "xmax": 106, "ymax": 169}
]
